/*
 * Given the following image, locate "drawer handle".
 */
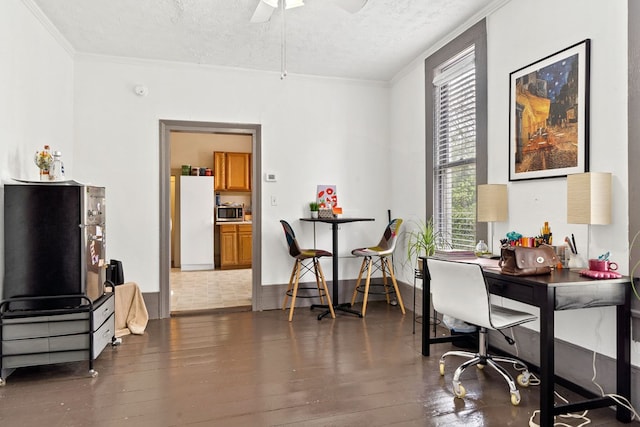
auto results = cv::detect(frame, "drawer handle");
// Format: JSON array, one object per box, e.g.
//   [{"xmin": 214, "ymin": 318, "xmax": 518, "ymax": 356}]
[
  {"xmin": 103, "ymin": 307, "xmax": 110, "ymax": 314},
  {"xmin": 102, "ymin": 329, "xmax": 111, "ymax": 338}
]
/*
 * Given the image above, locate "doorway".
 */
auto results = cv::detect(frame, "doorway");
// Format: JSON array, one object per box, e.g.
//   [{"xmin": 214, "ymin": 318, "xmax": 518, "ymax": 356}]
[{"xmin": 159, "ymin": 120, "xmax": 262, "ymax": 319}]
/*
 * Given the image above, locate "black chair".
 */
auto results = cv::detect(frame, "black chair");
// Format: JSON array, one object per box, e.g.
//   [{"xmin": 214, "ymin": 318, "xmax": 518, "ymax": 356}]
[{"xmin": 280, "ymin": 220, "xmax": 335, "ymax": 321}]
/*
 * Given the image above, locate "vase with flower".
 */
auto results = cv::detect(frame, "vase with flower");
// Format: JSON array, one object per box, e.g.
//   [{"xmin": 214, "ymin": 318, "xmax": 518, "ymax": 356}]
[{"xmin": 34, "ymin": 145, "xmax": 53, "ymax": 181}]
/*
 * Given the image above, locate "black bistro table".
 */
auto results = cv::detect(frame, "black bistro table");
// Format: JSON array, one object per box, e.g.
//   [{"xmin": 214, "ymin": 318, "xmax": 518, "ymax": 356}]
[{"xmin": 300, "ymin": 217, "xmax": 374, "ymax": 319}]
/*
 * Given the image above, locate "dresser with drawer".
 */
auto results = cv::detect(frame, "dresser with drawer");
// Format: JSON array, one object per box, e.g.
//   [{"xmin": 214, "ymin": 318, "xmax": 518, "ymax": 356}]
[{"xmin": 0, "ymin": 292, "xmax": 116, "ymax": 385}]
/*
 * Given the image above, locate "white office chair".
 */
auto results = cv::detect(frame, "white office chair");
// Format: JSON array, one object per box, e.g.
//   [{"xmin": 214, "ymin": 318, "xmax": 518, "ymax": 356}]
[{"xmin": 425, "ymin": 258, "xmax": 537, "ymax": 406}]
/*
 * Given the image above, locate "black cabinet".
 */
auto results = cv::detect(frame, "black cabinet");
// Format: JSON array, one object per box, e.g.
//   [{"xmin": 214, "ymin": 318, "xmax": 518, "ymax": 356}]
[{"xmin": 3, "ymin": 181, "xmax": 106, "ymax": 310}]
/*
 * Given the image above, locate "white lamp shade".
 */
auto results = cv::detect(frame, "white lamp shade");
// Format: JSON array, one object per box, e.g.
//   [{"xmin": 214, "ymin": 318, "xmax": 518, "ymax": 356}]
[
  {"xmin": 285, "ymin": 0, "xmax": 305, "ymax": 8},
  {"xmin": 567, "ymin": 172, "xmax": 612, "ymax": 224},
  {"xmin": 477, "ymin": 184, "xmax": 508, "ymax": 222}
]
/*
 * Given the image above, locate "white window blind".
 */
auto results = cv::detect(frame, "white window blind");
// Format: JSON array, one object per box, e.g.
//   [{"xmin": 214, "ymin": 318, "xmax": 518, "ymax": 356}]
[{"xmin": 433, "ymin": 46, "xmax": 477, "ymax": 250}]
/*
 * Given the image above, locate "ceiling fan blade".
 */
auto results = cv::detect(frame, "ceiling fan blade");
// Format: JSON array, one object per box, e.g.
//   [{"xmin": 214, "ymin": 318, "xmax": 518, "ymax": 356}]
[
  {"xmin": 250, "ymin": 0, "xmax": 277, "ymax": 23},
  {"xmin": 332, "ymin": 0, "xmax": 368, "ymax": 13}
]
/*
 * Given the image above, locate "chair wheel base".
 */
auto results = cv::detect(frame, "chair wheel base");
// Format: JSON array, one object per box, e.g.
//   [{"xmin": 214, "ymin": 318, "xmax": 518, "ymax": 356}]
[
  {"xmin": 510, "ymin": 391, "xmax": 521, "ymax": 406},
  {"xmin": 453, "ymin": 382, "xmax": 466, "ymax": 399}
]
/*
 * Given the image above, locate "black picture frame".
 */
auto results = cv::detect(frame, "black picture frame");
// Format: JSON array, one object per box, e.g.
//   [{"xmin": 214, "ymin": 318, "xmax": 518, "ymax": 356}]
[{"xmin": 509, "ymin": 39, "xmax": 590, "ymax": 181}]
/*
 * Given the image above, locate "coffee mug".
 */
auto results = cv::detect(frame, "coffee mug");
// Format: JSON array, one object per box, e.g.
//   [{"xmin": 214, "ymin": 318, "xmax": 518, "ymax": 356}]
[{"xmin": 588, "ymin": 259, "xmax": 618, "ymax": 271}]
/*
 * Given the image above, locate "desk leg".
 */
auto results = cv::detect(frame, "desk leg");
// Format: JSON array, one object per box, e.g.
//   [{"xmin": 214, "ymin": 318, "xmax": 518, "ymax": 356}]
[
  {"xmin": 616, "ymin": 284, "xmax": 632, "ymax": 422},
  {"xmin": 539, "ymin": 288, "xmax": 555, "ymax": 427},
  {"xmin": 332, "ymin": 223, "xmax": 339, "ymax": 304},
  {"xmin": 314, "ymin": 223, "xmax": 362, "ymax": 319},
  {"xmin": 422, "ymin": 260, "xmax": 430, "ymax": 356}
]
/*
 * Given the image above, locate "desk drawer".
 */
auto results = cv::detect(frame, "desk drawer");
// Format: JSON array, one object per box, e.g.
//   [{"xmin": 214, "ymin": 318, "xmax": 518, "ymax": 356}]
[
  {"xmin": 488, "ymin": 278, "xmax": 535, "ymax": 303},
  {"xmin": 555, "ymin": 282, "xmax": 626, "ymax": 310}
]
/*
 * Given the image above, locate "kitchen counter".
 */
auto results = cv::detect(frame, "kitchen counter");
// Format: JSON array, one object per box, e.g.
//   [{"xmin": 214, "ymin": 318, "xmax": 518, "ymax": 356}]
[{"xmin": 215, "ymin": 220, "xmax": 252, "ymax": 226}]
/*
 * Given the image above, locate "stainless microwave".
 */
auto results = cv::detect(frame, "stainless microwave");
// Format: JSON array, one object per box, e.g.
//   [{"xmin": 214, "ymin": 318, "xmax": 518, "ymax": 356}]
[{"xmin": 216, "ymin": 206, "xmax": 244, "ymax": 222}]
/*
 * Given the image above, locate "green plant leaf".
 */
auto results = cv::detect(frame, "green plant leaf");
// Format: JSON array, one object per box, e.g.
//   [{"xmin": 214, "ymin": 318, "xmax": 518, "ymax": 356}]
[{"xmin": 404, "ymin": 217, "xmax": 451, "ymax": 268}]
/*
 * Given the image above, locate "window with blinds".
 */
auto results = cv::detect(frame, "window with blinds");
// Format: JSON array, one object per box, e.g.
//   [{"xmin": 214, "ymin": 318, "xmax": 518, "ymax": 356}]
[{"xmin": 433, "ymin": 46, "xmax": 477, "ymax": 250}]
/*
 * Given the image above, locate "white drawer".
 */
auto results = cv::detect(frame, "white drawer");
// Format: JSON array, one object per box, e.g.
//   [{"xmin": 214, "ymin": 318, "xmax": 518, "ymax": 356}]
[
  {"xmin": 92, "ymin": 294, "xmax": 115, "ymax": 329},
  {"xmin": 3, "ymin": 318, "xmax": 88, "ymax": 340},
  {"xmin": 92, "ymin": 313, "xmax": 115, "ymax": 359}
]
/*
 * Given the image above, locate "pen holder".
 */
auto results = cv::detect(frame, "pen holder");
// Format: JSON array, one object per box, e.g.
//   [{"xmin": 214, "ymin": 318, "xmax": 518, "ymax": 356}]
[
  {"xmin": 553, "ymin": 245, "xmax": 569, "ymax": 268},
  {"xmin": 567, "ymin": 253, "xmax": 586, "ymax": 270}
]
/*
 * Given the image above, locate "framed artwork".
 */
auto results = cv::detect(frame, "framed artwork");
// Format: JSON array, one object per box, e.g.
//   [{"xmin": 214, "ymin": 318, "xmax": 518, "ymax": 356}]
[
  {"xmin": 509, "ymin": 39, "xmax": 590, "ymax": 181},
  {"xmin": 316, "ymin": 185, "xmax": 337, "ymax": 208}
]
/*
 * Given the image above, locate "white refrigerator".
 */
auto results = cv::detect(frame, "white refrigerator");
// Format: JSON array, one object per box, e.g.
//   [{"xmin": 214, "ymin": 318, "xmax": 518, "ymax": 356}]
[{"xmin": 180, "ymin": 175, "xmax": 215, "ymax": 271}]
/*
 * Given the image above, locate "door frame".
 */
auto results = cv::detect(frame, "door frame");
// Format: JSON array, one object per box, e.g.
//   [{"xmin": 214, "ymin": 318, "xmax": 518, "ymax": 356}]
[{"xmin": 159, "ymin": 120, "xmax": 262, "ymax": 318}]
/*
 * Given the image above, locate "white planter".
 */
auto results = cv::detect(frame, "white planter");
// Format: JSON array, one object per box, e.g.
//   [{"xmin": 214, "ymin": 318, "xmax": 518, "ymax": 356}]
[{"xmin": 311, "ymin": 211, "xmax": 318, "ymax": 219}]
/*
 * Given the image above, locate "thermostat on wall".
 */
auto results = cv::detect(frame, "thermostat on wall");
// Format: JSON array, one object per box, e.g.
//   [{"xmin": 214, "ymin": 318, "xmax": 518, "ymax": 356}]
[{"xmin": 265, "ymin": 172, "xmax": 277, "ymax": 182}]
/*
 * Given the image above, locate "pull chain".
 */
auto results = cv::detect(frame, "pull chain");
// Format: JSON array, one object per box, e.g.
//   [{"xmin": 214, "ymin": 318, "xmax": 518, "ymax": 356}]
[{"xmin": 280, "ymin": 0, "xmax": 287, "ymax": 79}]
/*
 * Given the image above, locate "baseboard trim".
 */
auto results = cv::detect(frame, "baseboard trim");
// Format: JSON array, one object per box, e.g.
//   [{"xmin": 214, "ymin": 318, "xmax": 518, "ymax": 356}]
[{"xmin": 142, "ymin": 292, "xmax": 160, "ymax": 319}]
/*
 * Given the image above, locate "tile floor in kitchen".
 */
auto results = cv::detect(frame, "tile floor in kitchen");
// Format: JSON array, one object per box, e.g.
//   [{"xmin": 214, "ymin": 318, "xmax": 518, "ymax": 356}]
[{"xmin": 170, "ymin": 268, "xmax": 252, "ymax": 313}]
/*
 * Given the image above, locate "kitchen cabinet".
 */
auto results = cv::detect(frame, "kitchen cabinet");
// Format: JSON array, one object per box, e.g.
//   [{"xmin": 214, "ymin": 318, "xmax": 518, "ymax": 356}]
[
  {"xmin": 214, "ymin": 152, "xmax": 251, "ymax": 192},
  {"xmin": 219, "ymin": 223, "xmax": 252, "ymax": 269},
  {"xmin": 238, "ymin": 224, "xmax": 253, "ymax": 266}
]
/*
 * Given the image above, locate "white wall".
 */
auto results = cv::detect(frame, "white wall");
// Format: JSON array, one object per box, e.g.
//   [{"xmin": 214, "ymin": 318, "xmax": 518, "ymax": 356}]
[
  {"xmin": 3, "ymin": 0, "xmax": 635, "ymax": 368},
  {"xmin": 72, "ymin": 57, "xmax": 391, "ymax": 292},
  {"xmin": 388, "ymin": 63, "xmax": 427, "ymax": 281},
  {"xmin": 0, "ymin": 0, "xmax": 74, "ymax": 294},
  {"xmin": 489, "ymin": 0, "xmax": 629, "ymax": 359},
  {"xmin": 390, "ymin": 0, "xmax": 634, "ymax": 365}
]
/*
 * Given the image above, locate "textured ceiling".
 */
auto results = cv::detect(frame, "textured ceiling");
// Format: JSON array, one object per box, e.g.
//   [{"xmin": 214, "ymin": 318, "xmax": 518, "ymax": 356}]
[{"xmin": 31, "ymin": 0, "xmax": 498, "ymax": 81}]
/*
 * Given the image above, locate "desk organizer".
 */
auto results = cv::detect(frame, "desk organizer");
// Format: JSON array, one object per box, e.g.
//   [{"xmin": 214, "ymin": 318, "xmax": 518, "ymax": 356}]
[{"xmin": 318, "ymin": 208, "xmax": 333, "ymax": 218}]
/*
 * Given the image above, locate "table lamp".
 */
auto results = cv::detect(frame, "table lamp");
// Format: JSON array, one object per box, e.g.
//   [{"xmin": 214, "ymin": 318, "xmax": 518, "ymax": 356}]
[
  {"xmin": 567, "ymin": 172, "xmax": 612, "ymax": 265},
  {"xmin": 477, "ymin": 184, "xmax": 508, "ymax": 254},
  {"xmin": 567, "ymin": 172, "xmax": 612, "ymax": 225}
]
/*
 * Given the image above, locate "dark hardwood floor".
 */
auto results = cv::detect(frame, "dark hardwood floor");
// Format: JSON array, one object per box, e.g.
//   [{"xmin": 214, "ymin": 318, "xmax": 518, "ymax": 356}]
[{"xmin": 0, "ymin": 302, "xmax": 629, "ymax": 426}]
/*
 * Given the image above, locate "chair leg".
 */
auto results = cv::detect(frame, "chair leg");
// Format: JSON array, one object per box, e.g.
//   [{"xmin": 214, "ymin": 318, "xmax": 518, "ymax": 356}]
[
  {"xmin": 385, "ymin": 258, "xmax": 405, "ymax": 314},
  {"xmin": 380, "ymin": 258, "xmax": 391, "ymax": 304},
  {"xmin": 315, "ymin": 260, "xmax": 335, "ymax": 319},
  {"xmin": 433, "ymin": 308, "xmax": 438, "ymax": 336},
  {"xmin": 288, "ymin": 260, "xmax": 302, "ymax": 322},
  {"xmin": 282, "ymin": 262, "xmax": 297, "ymax": 310},
  {"xmin": 485, "ymin": 358, "xmax": 520, "ymax": 395},
  {"xmin": 440, "ymin": 328, "xmax": 529, "ymax": 406},
  {"xmin": 351, "ymin": 258, "xmax": 368, "ymax": 306},
  {"xmin": 361, "ymin": 257, "xmax": 373, "ymax": 317}
]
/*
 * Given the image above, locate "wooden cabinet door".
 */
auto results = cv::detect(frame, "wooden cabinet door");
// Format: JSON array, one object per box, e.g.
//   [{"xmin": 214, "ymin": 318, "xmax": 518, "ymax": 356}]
[
  {"xmin": 219, "ymin": 225, "xmax": 238, "ymax": 267},
  {"xmin": 225, "ymin": 152, "xmax": 251, "ymax": 191},
  {"xmin": 237, "ymin": 224, "xmax": 252, "ymax": 267},
  {"xmin": 213, "ymin": 152, "xmax": 226, "ymax": 191}
]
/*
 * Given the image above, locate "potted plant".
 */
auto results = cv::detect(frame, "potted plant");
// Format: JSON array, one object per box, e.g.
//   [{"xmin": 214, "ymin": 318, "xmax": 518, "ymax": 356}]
[
  {"xmin": 309, "ymin": 201, "xmax": 319, "ymax": 218},
  {"xmin": 405, "ymin": 218, "xmax": 450, "ymax": 271}
]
